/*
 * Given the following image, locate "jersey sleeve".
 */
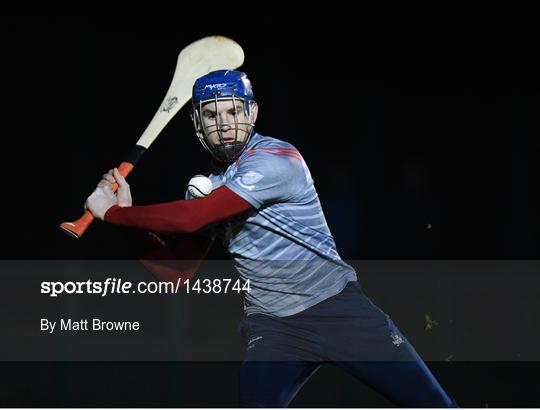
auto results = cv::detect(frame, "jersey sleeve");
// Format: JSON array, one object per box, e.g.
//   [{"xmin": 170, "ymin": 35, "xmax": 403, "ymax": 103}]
[
  {"xmin": 104, "ymin": 186, "xmax": 253, "ymax": 234},
  {"xmin": 225, "ymin": 148, "xmax": 309, "ymax": 209}
]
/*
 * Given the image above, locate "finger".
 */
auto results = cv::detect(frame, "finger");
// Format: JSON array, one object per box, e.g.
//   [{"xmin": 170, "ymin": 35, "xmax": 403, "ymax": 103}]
[
  {"xmin": 97, "ymin": 179, "xmax": 113, "ymax": 188},
  {"xmin": 89, "ymin": 187, "xmax": 101, "ymax": 198},
  {"xmin": 102, "ymin": 173, "xmax": 116, "ymax": 184},
  {"xmin": 101, "ymin": 184, "xmax": 114, "ymax": 195},
  {"xmin": 113, "ymin": 168, "xmax": 128, "ymax": 187},
  {"xmin": 89, "ymin": 186, "xmax": 104, "ymax": 197},
  {"xmin": 91, "ymin": 186, "xmax": 114, "ymax": 203}
]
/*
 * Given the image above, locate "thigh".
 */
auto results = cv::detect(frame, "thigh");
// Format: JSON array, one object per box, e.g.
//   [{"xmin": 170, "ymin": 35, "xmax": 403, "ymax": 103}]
[
  {"xmin": 239, "ymin": 360, "xmax": 320, "ymax": 408},
  {"xmin": 238, "ymin": 314, "xmax": 323, "ymax": 407},
  {"xmin": 322, "ymin": 285, "xmax": 459, "ymax": 406},
  {"xmin": 331, "ymin": 298, "xmax": 458, "ymax": 406},
  {"xmin": 240, "ymin": 313, "xmax": 324, "ymax": 362},
  {"xmin": 322, "ymin": 283, "xmax": 410, "ymax": 362}
]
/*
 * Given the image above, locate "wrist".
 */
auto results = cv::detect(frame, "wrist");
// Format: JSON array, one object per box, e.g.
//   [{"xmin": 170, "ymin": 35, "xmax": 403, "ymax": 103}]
[
  {"xmin": 118, "ymin": 200, "xmax": 132, "ymax": 207},
  {"xmin": 104, "ymin": 204, "xmax": 121, "ymax": 222}
]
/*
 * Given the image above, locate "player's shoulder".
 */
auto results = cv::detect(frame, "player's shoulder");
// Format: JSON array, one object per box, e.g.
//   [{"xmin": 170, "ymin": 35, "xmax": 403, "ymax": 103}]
[
  {"xmin": 241, "ymin": 133, "xmax": 302, "ymax": 163},
  {"xmin": 250, "ymin": 133, "xmax": 296, "ymax": 149}
]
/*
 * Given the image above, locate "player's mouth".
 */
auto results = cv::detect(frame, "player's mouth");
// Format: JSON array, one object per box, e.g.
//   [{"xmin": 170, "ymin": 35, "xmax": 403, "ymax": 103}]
[{"xmin": 220, "ymin": 135, "xmax": 240, "ymax": 143}]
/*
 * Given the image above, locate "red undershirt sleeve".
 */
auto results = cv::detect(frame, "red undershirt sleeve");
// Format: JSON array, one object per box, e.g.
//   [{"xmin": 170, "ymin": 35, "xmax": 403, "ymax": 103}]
[
  {"xmin": 104, "ymin": 185, "xmax": 254, "ymax": 234},
  {"xmin": 105, "ymin": 185, "xmax": 252, "ymax": 283}
]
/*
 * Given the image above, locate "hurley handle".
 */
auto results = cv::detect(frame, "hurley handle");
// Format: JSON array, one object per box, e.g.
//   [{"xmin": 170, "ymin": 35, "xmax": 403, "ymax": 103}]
[
  {"xmin": 60, "ymin": 146, "xmax": 146, "ymax": 239},
  {"xmin": 59, "ymin": 162, "xmax": 134, "ymax": 239}
]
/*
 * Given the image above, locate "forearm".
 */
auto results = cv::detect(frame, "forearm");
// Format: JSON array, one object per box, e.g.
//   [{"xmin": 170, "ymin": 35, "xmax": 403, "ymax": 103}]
[{"xmin": 104, "ymin": 186, "xmax": 253, "ymax": 234}]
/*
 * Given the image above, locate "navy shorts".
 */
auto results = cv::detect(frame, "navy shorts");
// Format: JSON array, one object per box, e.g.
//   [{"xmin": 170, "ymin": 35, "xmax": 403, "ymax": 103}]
[{"xmin": 239, "ymin": 281, "xmax": 459, "ymax": 407}]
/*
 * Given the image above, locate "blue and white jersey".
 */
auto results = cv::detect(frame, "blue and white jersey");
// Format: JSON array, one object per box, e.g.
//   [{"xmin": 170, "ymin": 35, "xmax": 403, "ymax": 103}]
[{"xmin": 188, "ymin": 133, "xmax": 357, "ymax": 317}]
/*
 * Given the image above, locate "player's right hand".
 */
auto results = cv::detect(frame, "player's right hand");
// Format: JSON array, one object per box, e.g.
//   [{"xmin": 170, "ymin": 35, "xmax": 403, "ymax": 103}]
[{"xmin": 97, "ymin": 168, "xmax": 132, "ymax": 207}]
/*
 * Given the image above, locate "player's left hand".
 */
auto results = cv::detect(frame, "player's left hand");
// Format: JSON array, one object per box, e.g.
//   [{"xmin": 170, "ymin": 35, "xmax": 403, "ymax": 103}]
[
  {"xmin": 85, "ymin": 168, "xmax": 132, "ymax": 220},
  {"xmin": 85, "ymin": 185, "xmax": 118, "ymax": 221}
]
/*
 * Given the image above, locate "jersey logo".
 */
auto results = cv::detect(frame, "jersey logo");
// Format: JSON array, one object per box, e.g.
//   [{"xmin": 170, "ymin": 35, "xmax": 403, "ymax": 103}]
[{"xmin": 236, "ymin": 171, "xmax": 264, "ymax": 190}]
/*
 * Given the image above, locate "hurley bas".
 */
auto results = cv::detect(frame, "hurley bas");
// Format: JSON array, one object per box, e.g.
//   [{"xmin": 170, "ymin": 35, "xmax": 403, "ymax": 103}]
[{"xmin": 41, "ymin": 318, "xmax": 140, "ymax": 334}]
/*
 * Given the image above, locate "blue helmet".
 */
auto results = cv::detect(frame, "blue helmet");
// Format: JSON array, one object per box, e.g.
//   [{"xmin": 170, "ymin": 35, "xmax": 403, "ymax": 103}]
[
  {"xmin": 192, "ymin": 69, "xmax": 254, "ymax": 106},
  {"xmin": 191, "ymin": 70, "xmax": 257, "ymax": 164}
]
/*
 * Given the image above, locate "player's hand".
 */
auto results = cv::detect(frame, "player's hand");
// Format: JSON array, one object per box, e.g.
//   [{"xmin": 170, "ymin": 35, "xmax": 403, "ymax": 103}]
[
  {"xmin": 112, "ymin": 168, "xmax": 132, "ymax": 207},
  {"xmin": 85, "ymin": 185, "xmax": 118, "ymax": 221},
  {"xmin": 96, "ymin": 168, "xmax": 133, "ymax": 207},
  {"xmin": 85, "ymin": 168, "xmax": 133, "ymax": 220}
]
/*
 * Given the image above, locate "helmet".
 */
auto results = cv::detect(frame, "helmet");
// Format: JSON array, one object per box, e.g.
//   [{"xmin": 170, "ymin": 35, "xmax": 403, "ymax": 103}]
[{"xmin": 191, "ymin": 70, "xmax": 257, "ymax": 164}]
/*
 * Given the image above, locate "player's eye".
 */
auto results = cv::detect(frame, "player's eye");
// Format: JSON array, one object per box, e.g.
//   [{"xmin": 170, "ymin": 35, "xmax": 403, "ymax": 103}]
[{"xmin": 230, "ymin": 106, "xmax": 243, "ymax": 115}]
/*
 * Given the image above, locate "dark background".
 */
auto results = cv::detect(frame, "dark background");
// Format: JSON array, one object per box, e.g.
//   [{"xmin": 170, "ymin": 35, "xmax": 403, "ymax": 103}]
[{"xmin": 1, "ymin": 6, "xmax": 538, "ymax": 407}]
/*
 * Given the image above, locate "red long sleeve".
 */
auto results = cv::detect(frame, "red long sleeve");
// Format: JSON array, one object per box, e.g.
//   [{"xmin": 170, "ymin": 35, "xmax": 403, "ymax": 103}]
[{"xmin": 104, "ymin": 185, "xmax": 253, "ymax": 234}]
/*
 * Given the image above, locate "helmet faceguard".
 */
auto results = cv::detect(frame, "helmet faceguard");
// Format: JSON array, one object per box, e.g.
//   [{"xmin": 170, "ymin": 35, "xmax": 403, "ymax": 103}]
[{"xmin": 191, "ymin": 70, "xmax": 256, "ymax": 165}]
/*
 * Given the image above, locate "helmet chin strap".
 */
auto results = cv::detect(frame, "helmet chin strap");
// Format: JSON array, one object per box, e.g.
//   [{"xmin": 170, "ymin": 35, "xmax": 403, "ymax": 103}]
[{"xmin": 210, "ymin": 141, "xmax": 247, "ymax": 164}]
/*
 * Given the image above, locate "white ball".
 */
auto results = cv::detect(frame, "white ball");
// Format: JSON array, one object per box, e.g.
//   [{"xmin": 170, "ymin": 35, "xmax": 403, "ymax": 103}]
[{"xmin": 188, "ymin": 175, "xmax": 213, "ymax": 198}]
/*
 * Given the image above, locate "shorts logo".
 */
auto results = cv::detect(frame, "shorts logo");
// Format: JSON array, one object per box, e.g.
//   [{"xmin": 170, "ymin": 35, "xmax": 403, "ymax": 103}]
[
  {"xmin": 247, "ymin": 336, "xmax": 263, "ymax": 350},
  {"xmin": 236, "ymin": 171, "xmax": 264, "ymax": 191},
  {"xmin": 391, "ymin": 332, "xmax": 404, "ymax": 347}
]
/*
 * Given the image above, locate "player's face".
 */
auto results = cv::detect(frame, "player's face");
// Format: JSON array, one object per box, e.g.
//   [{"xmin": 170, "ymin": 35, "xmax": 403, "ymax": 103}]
[{"xmin": 200, "ymin": 99, "xmax": 257, "ymax": 146}]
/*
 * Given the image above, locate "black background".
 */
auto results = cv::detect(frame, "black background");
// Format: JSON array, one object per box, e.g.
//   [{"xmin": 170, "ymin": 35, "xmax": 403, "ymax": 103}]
[{"xmin": 1, "ymin": 6, "xmax": 539, "ymax": 407}]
